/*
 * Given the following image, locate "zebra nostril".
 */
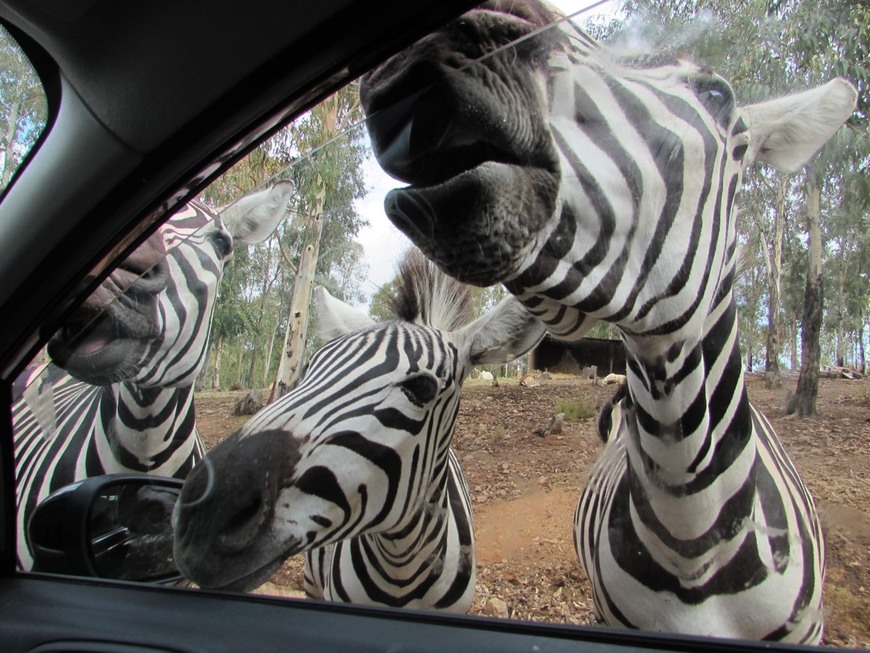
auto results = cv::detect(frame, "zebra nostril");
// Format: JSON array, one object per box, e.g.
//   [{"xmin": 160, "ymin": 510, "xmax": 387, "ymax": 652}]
[
  {"xmin": 217, "ymin": 494, "xmax": 267, "ymax": 554},
  {"xmin": 135, "ymin": 259, "xmax": 169, "ymax": 294}
]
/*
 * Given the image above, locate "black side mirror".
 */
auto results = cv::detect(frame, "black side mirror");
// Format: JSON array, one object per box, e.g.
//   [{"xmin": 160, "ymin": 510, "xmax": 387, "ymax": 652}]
[{"xmin": 27, "ymin": 474, "xmax": 186, "ymax": 585}]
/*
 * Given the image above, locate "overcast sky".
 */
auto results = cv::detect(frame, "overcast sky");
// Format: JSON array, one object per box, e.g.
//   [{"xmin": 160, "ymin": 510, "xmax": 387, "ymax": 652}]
[{"xmin": 353, "ymin": 0, "xmax": 624, "ymax": 308}]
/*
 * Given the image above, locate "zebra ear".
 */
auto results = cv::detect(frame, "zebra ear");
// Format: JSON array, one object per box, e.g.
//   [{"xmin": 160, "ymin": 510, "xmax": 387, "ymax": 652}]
[
  {"xmin": 315, "ymin": 285, "xmax": 376, "ymax": 341},
  {"xmin": 462, "ymin": 297, "xmax": 546, "ymax": 366},
  {"xmin": 742, "ymin": 78, "xmax": 856, "ymax": 172},
  {"xmin": 220, "ymin": 181, "xmax": 294, "ymax": 244}
]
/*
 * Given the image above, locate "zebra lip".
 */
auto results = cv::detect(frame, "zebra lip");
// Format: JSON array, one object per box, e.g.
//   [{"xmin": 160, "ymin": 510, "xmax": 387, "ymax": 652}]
[
  {"xmin": 384, "ymin": 138, "xmax": 522, "ymax": 190},
  {"xmin": 61, "ymin": 319, "xmax": 118, "ymax": 356},
  {"xmin": 48, "ymin": 321, "xmax": 147, "ymax": 385},
  {"xmin": 211, "ymin": 547, "xmax": 299, "ymax": 592},
  {"xmin": 384, "ymin": 160, "xmax": 543, "ymax": 231},
  {"xmin": 369, "ymin": 93, "xmax": 521, "ymax": 189}
]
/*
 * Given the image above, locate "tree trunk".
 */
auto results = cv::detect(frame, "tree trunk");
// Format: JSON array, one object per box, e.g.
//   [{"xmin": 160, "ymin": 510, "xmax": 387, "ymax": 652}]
[
  {"xmin": 835, "ymin": 264, "xmax": 846, "ymax": 367},
  {"xmin": 271, "ymin": 212, "xmax": 323, "ymax": 401},
  {"xmin": 0, "ymin": 96, "xmax": 22, "ymax": 187},
  {"xmin": 859, "ymin": 315, "xmax": 866, "ymax": 375},
  {"xmin": 764, "ymin": 177, "xmax": 787, "ymax": 388},
  {"xmin": 790, "ymin": 313, "xmax": 799, "ymax": 371},
  {"xmin": 270, "ymin": 97, "xmax": 340, "ymax": 403},
  {"xmin": 262, "ymin": 314, "xmax": 281, "ymax": 387},
  {"xmin": 211, "ymin": 335, "xmax": 225, "ymax": 390},
  {"xmin": 246, "ymin": 240, "xmax": 277, "ymax": 387},
  {"xmin": 793, "ymin": 179, "xmax": 823, "ymax": 417},
  {"xmin": 195, "ymin": 341, "xmax": 212, "ymax": 392},
  {"xmin": 234, "ymin": 343, "xmax": 246, "ymax": 388}
]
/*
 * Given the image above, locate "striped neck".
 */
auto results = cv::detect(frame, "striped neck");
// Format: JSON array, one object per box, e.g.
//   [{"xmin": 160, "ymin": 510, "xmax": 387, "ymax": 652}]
[
  {"xmin": 620, "ymin": 293, "xmax": 756, "ymax": 537},
  {"xmin": 381, "ymin": 433, "xmax": 454, "ymax": 542},
  {"xmin": 376, "ymin": 474, "xmax": 452, "ymax": 571},
  {"xmin": 97, "ymin": 382, "xmax": 198, "ymax": 473}
]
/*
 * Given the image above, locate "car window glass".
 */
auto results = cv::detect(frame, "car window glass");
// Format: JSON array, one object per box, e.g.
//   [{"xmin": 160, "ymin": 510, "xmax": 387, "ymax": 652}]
[
  {"xmin": 0, "ymin": 25, "xmax": 47, "ymax": 192},
  {"xmin": 11, "ymin": 1, "xmax": 866, "ymax": 648}
]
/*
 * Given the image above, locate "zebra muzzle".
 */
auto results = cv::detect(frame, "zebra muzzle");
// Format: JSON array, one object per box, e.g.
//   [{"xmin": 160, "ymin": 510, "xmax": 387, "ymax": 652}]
[{"xmin": 174, "ymin": 429, "xmax": 301, "ymax": 564}]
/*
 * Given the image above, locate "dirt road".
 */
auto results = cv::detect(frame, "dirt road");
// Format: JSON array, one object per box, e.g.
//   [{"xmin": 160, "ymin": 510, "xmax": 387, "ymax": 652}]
[{"xmin": 195, "ymin": 375, "xmax": 870, "ymax": 648}]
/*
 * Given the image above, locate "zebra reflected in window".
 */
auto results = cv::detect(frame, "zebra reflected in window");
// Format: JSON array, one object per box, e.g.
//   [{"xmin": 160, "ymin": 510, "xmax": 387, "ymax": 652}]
[
  {"xmin": 13, "ymin": 181, "xmax": 293, "ymax": 570},
  {"xmin": 172, "ymin": 248, "xmax": 545, "ymax": 612},
  {"xmin": 358, "ymin": 0, "xmax": 857, "ymax": 643}
]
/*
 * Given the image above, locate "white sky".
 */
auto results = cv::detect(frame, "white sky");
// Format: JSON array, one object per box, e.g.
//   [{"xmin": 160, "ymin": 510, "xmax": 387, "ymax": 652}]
[{"xmin": 353, "ymin": 1, "xmax": 624, "ymax": 309}]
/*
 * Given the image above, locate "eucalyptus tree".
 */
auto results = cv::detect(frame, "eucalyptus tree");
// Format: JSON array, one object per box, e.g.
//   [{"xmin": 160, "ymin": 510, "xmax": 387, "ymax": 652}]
[
  {"xmin": 769, "ymin": 0, "xmax": 867, "ymax": 415},
  {"xmin": 0, "ymin": 30, "xmax": 46, "ymax": 189},
  {"xmin": 270, "ymin": 85, "xmax": 369, "ymax": 398},
  {"xmin": 198, "ymin": 86, "xmax": 369, "ymax": 392}
]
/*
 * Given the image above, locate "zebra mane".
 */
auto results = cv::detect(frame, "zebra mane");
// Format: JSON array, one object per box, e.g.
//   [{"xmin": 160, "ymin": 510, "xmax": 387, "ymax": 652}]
[{"xmin": 388, "ymin": 248, "xmax": 473, "ymax": 332}]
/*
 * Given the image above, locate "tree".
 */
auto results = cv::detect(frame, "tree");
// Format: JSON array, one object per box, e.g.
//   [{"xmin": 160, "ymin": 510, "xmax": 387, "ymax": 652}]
[
  {"xmin": 193, "ymin": 81, "xmax": 370, "ymax": 392},
  {"xmin": 271, "ymin": 85, "xmax": 368, "ymax": 399},
  {"xmin": 369, "ymin": 277, "xmax": 402, "ymax": 322},
  {"xmin": 771, "ymin": 0, "xmax": 868, "ymax": 415},
  {"xmin": 0, "ymin": 33, "xmax": 47, "ymax": 188}
]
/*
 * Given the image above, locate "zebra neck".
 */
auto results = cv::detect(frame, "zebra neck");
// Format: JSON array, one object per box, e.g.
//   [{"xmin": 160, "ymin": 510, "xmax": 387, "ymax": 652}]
[
  {"xmin": 620, "ymin": 298, "xmax": 754, "ymax": 505},
  {"xmin": 377, "ymin": 487, "xmax": 450, "ymax": 559},
  {"xmin": 381, "ymin": 455, "xmax": 451, "ymax": 540},
  {"xmin": 97, "ymin": 382, "xmax": 197, "ymax": 471}
]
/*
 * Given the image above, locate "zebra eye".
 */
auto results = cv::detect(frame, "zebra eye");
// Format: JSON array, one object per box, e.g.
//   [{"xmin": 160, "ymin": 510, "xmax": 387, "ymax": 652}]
[
  {"xmin": 211, "ymin": 232, "xmax": 233, "ymax": 258},
  {"xmin": 399, "ymin": 374, "xmax": 439, "ymax": 406},
  {"xmin": 693, "ymin": 77, "xmax": 733, "ymax": 118}
]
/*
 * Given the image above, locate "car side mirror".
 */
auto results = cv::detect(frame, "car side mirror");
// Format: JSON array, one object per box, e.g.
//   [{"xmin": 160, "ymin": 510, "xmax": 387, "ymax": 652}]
[{"xmin": 27, "ymin": 474, "xmax": 186, "ymax": 585}]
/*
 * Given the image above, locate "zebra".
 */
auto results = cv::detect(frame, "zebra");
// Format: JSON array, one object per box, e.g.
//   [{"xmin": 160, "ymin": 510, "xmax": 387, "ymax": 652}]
[
  {"xmin": 172, "ymin": 248, "xmax": 545, "ymax": 611},
  {"xmin": 358, "ymin": 0, "xmax": 857, "ymax": 643},
  {"xmin": 13, "ymin": 181, "xmax": 293, "ymax": 570}
]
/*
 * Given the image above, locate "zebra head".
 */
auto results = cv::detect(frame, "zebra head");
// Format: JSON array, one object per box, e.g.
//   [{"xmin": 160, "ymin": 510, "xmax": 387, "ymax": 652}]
[
  {"xmin": 360, "ymin": 0, "xmax": 856, "ymax": 340},
  {"xmin": 47, "ymin": 182, "xmax": 293, "ymax": 387},
  {"xmin": 172, "ymin": 249, "xmax": 544, "ymax": 591}
]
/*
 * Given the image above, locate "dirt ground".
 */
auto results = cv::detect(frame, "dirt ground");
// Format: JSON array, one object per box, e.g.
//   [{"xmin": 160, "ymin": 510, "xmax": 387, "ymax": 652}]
[{"xmin": 195, "ymin": 374, "xmax": 870, "ymax": 649}]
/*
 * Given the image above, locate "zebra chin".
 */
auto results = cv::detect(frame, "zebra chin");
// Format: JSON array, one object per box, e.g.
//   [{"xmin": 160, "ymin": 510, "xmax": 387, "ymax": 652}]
[
  {"xmin": 383, "ymin": 161, "xmax": 557, "ymax": 287},
  {"xmin": 183, "ymin": 545, "xmax": 300, "ymax": 593}
]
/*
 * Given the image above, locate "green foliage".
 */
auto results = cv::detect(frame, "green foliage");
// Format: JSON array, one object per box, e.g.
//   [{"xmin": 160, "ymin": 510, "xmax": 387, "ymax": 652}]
[
  {"xmin": 368, "ymin": 276, "xmax": 402, "ymax": 322},
  {"xmin": 201, "ymin": 84, "xmax": 371, "ymax": 390},
  {"xmin": 555, "ymin": 396, "xmax": 597, "ymax": 421},
  {"xmin": 0, "ymin": 29, "xmax": 47, "ymax": 189},
  {"xmin": 584, "ymin": 322, "xmax": 621, "ymax": 341}
]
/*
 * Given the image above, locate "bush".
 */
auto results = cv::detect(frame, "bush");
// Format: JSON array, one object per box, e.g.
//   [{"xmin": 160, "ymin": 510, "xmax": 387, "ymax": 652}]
[{"xmin": 554, "ymin": 396, "xmax": 596, "ymax": 421}]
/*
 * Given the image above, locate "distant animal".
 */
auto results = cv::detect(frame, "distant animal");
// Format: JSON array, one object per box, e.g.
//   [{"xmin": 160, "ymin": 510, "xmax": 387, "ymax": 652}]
[
  {"xmin": 173, "ymin": 248, "xmax": 545, "ymax": 611},
  {"xmin": 601, "ymin": 373, "xmax": 626, "ymax": 385},
  {"xmin": 479, "ymin": 370, "xmax": 494, "ymax": 382},
  {"xmin": 360, "ymin": 0, "xmax": 855, "ymax": 642},
  {"xmin": 13, "ymin": 182, "xmax": 293, "ymax": 569}
]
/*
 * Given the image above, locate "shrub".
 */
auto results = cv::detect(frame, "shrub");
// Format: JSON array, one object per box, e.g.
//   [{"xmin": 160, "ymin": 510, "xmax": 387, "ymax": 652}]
[{"xmin": 555, "ymin": 396, "xmax": 596, "ymax": 421}]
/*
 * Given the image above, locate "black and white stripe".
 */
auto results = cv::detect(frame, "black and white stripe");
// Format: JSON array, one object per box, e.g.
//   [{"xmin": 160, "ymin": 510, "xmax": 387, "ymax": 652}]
[
  {"xmin": 172, "ymin": 248, "xmax": 545, "ymax": 612},
  {"xmin": 359, "ymin": 0, "xmax": 856, "ymax": 642},
  {"xmin": 13, "ymin": 182, "xmax": 292, "ymax": 570}
]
